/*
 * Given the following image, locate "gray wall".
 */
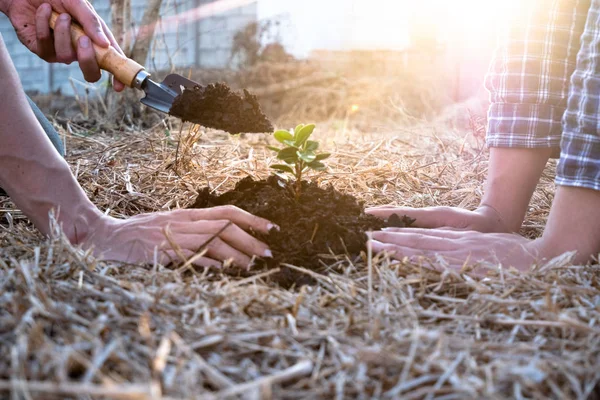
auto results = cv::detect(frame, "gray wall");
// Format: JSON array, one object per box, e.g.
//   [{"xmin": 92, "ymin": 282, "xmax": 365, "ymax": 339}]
[{"xmin": 0, "ymin": 0, "xmax": 257, "ymax": 94}]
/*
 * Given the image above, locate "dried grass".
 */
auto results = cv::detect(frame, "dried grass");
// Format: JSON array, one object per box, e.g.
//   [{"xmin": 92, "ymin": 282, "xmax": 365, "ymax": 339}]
[
  {"xmin": 187, "ymin": 53, "xmax": 453, "ymax": 129},
  {"xmin": 1, "ymin": 98, "xmax": 599, "ymax": 399}
]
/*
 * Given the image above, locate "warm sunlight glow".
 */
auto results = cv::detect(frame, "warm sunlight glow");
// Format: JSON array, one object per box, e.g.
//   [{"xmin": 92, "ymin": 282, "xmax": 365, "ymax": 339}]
[
  {"xmin": 351, "ymin": 105, "xmax": 360, "ymax": 113},
  {"xmin": 346, "ymin": 0, "xmax": 520, "ymax": 50}
]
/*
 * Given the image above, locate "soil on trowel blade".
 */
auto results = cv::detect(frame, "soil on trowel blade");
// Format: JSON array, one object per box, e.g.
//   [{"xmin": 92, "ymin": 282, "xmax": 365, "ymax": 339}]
[
  {"xmin": 169, "ymin": 83, "xmax": 273, "ymax": 134},
  {"xmin": 191, "ymin": 176, "xmax": 413, "ymax": 287}
]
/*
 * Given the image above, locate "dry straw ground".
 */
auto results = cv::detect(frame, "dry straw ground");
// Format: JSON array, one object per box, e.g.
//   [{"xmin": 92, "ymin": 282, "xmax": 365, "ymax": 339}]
[{"xmin": 1, "ymin": 70, "xmax": 600, "ymax": 398}]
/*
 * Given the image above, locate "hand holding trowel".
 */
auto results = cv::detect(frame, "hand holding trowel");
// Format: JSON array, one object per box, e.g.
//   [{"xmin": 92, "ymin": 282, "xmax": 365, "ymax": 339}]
[{"xmin": 48, "ymin": 12, "xmax": 273, "ymax": 133}]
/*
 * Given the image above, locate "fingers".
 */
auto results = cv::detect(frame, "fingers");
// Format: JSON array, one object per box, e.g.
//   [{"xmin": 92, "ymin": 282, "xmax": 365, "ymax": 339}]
[
  {"xmin": 76, "ymin": 35, "xmax": 101, "ymax": 82},
  {"xmin": 112, "ymin": 79, "xmax": 126, "ymax": 92},
  {"xmin": 99, "ymin": 18, "xmax": 126, "ymax": 91},
  {"xmin": 173, "ymin": 220, "xmax": 271, "ymax": 258},
  {"xmin": 53, "ymin": 13, "xmax": 77, "ymax": 64},
  {"xmin": 369, "ymin": 239, "xmax": 426, "ymax": 259},
  {"xmin": 99, "ymin": 17, "xmax": 123, "ymax": 54},
  {"xmin": 183, "ymin": 206, "xmax": 278, "ymax": 234},
  {"xmin": 381, "ymin": 227, "xmax": 472, "ymax": 239},
  {"xmin": 124, "ymin": 207, "xmax": 276, "ymax": 267},
  {"xmin": 35, "ymin": 4, "xmax": 55, "ymax": 60},
  {"xmin": 367, "ymin": 206, "xmax": 455, "ymax": 229},
  {"xmin": 369, "ymin": 239, "xmax": 468, "ymax": 269},
  {"xmin": 163, "ymin": 220, "xmax": 271, "ymax": 267},
  {"xmin": 168, "ymin": 234, "xmax": 253, "ymax": 267},
  {"xmin": 61, "ymin": 0, "xmax": 110, "ymax": 47},
  {"xmin": 37, "ymin": 4, "xmax": 120, "ymax": 87},
  {"xmin": 371, "ymin": 230, "xmax": 459, "ymax": 251}
]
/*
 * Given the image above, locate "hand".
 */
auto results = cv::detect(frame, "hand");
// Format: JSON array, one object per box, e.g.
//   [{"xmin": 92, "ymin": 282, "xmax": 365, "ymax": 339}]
[
  {"xmin": 366, "ymin": 204, "xmax": 511, "ymax": 233},
  {"xmin": 369, "ymin": 228, "xmax": 541, "ymax": 274},
  {"xmin": 3, "ymin": 0, "xmax": 125, "ymax": 91},
  {"xmin": 81, "ymin": 206, "xmax": 277, "ymax": 268}
]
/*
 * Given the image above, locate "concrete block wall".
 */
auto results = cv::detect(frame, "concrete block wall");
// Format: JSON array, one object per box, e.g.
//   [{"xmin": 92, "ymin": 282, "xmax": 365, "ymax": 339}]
[
  {"xmin": 196, "ymin": 1, "xmax": 256, "ymax": 68},
  {"xmin": 0, "ymin": 0, "xmax": 257, "ymax": 94}
]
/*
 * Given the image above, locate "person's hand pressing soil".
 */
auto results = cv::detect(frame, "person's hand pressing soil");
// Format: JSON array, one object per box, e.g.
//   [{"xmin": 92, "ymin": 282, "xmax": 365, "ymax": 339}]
[
  {"xmin": 368, "ymin": 227, "xmax": 536, "ymax": 274},
  {"xmin": 0, "ymin": 42, "xmax": 276, "ymax": 271},
  {"xmin": 80, "ymin": 206, "xmax": 276, "ymax": 268},
  {"xmin": 366, "ymin": 204, "xmax": 511, "ymax": 233}
]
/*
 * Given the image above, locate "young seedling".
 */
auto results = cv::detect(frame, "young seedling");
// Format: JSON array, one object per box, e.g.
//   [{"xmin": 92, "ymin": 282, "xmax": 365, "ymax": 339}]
[{"xmin": 268, "ymin": 124, "xmax": 330, "ymax": 199}]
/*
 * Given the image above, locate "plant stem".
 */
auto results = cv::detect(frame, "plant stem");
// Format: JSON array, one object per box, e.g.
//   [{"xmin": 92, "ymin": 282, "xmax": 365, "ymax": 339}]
[{"xmin": 294, "ymin": 161, "xmax": 303, "ymax": 200}]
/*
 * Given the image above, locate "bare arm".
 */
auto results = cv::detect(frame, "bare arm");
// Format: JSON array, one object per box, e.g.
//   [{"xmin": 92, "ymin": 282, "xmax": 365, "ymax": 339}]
[
  {"xmin": 0, "ymin": 34, "xmax": 102, "ymax": 241},
  {"xmin": 539, "ymin": 186, "xmax": 600, "ymax": 263},
  {"xmin": 479, "ymin": 147, "xmax": 553, "ymax": 232},
  {"xmin": 367, "ymin": 147, "xmax": 551, "ymax": 233}
]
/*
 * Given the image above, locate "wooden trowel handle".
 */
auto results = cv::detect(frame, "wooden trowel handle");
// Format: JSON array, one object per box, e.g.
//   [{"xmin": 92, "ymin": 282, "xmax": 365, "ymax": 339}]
[{"xmin": 49, "ymin": 12, "xmax": 145, "ymax": 88}]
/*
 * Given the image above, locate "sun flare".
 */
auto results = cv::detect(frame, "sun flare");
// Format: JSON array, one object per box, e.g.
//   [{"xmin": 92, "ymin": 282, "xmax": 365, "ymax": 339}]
[{"xmin": 347, "ymin": 0, "xmax": 519, "ymax": 50}]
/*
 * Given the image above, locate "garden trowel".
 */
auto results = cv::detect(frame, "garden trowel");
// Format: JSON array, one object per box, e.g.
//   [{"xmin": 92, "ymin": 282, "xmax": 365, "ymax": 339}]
[{"xmin": 49, "ymin": 12, "xmax": 272, "ymax": 133}]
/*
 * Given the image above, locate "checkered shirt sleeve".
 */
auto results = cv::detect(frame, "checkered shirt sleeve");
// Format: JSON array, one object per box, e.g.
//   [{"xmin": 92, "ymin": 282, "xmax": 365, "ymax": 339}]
[
  {"xmin": 484, "ymin": 0, "xmax": 591, "ymax": 151},
  {"xmin": 556, "ymin": 1, "xmax": 600, "ymax": 190}
]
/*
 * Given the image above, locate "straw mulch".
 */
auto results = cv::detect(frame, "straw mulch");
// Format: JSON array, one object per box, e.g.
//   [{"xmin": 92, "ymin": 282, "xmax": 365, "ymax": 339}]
[
  {"xmin": 1, "ymin": 102, "xmax": 599, "ymax": 399},
  {"xmin": 187, "ymin": 52, "xmax": 453, "ymax": 129}
]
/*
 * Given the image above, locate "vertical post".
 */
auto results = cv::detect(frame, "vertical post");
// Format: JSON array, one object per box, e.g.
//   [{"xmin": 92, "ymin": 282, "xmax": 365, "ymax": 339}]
[{"xmin": 194, "ymin": 0, "xmax": 201, "ymax": 67}]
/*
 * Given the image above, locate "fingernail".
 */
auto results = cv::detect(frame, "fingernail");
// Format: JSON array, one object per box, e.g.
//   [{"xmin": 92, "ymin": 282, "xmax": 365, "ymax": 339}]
[
  {"xmin": 98, "ymin": 30, "xmax": 110, "ymax": 46},
  {"xmin": 80, "ymin": 36, "xmax": 90, "ymax": 48},
  {"xmin": 60, "ymin": 14, "xmax": 69, "ymax": 21},
  {"xmin": 264, "ymin": 249, "xmax": 273, "ymax": 258},
  {"xmin": 267, "ymin": 223, "xmax": 280, "ymax": 232}
]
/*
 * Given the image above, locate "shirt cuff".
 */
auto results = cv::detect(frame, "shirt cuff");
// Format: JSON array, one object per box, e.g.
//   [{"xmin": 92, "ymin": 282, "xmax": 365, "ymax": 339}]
[
  {"xmin": 556, "ymin": 131, "xmax": 600, "ymax": 191},
  {"xmin": 486, "ymin": 103, "xmax": 564, "ymax": 154}
]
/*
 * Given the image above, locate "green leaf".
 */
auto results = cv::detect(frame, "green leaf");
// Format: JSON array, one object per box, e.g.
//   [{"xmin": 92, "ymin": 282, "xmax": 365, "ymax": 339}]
[
  {"xmin": 278, "ymin": 147, "xmax": 299, "ymax": 163},
  {"xmin": 305, "ymin": 140, "xmax": 319, "ymax": 151},
  {"xmin": 270, "ymin": 164, "xmax": 294, "ymax": 174},
  {"xmin": 307, "ymin": 161, "xmax": 326, "ymax": 171},
  {"xmin": 274, "ymin": 130, "xmax": 294, "ymax": 144},
  {"xmin": 297, "ymin": 150, "xmax": 317, "ymax": 163},
  {"xmin": 293, "ymin": 124, "xmax": 304, "ymax": 135},
  {"xmin": 315, "ymin": 152, "xmax": 331, "ymax": 161},
  {"xmin": 295, "ymin": 124, "xmax": 316, "ymax": 147},
  {"xmin": 267, "ymin": 146, "xmax": 281, "ymax": 152},
  {"xmin": 283, "ymin": 140, "xmax": 297, "ymax": 147}
]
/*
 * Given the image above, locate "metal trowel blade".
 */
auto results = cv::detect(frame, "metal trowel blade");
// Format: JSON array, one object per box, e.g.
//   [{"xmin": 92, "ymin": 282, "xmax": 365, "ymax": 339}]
[{"xmin": 139, "ymin": 74, "xmax": 198, "ymax": 114}]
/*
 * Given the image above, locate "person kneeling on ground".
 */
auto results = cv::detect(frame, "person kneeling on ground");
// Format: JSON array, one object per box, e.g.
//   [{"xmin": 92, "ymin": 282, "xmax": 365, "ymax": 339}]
[
  {"xmin": 368, "ymin": 0, "xmax": 600, "ymax": 272},
  {"xmin": 0, "ymin": 0, "xmax": 274, "ymax": 267}
]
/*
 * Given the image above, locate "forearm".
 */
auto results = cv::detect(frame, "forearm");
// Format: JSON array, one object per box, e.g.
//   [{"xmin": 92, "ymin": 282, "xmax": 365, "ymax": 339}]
[
  {"xmin": 538, "ymin": 186, "xmax": 600, "ymax": 263},
  {"xmin": 480, "ymin": 0, "xmax": 591, "ymax": 232},
  {"xmin": 478, "ymin": 147, "xmax": 552, "ymax": 232},
  {"xmin": 0, "ymin": 35, "xmax": 101, "ymax": 242}
]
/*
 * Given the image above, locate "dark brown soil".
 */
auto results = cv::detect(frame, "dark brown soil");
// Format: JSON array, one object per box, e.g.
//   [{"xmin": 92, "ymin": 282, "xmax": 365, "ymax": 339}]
[
  {"xmin": 169, "ymin": 83, "xmax": 273, "ymax": 134},
  {"xmin": 191, "ymin": 176, "xmax": 413, "ymax": 287}
]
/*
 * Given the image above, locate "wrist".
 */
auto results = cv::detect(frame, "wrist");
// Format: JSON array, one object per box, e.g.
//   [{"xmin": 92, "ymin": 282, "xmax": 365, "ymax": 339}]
[
  {"xmin": 62, "ymin": 205, "xmax": 104, "ymax": 245},
  {"xmin": 475, "ymin": 203, "xmax": 512, "ymax": 233}
]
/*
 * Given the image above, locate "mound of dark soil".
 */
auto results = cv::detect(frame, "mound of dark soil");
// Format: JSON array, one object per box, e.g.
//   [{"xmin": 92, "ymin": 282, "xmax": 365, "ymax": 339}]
[
  {"xmin": 169, "ymin": 83, "xmax": 273, "ymax": 134},
  {"xmin": 191, "ymin": 176, "xmax": 413, "ymax": 287}
]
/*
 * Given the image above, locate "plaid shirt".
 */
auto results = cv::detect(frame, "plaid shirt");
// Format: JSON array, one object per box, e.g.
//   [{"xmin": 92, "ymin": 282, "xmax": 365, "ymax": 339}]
[{"xmin": 485, "ymin": 0, "xmax": 600, "ymax": 191}]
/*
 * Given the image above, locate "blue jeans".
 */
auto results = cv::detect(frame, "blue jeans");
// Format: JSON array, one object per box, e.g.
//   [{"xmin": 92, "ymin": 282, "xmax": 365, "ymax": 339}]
[
  {"xmin": 0, "ymin": 97, "xmax": 63, "ymax": 196},
  {"xmin": 27, "ymin": 96, "xmax": 64, "ymax": 157}
]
